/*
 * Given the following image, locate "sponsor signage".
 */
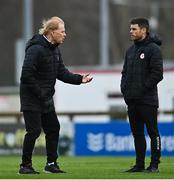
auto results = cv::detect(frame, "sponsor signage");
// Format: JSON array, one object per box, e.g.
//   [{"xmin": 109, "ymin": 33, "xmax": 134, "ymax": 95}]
[
  {"xmin": 0, "ymin": 124, "xmax": 46, "ymax": 155},
  {"xmin": 74, "ymin": 122, "xmax": 174, "ymax": 156},
  {"xmin": 0, "ymin": 123, "xmax": 71, "ymax": 155}
]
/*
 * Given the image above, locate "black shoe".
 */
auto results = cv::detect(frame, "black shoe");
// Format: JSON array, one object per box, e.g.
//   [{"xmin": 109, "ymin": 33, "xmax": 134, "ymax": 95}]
[
  {"xmin": 19, "ymin": 163, "xmax": 40, "ymax": 174},
  {"xmin": 44, "ymin": 162, "xmax": 65, "ymax": 173},
  {"xmin": 125, "ymin": 165, "xmax": 145, "ymax": 172},
  {"xmin": 145, "ymin": 165, "xmax": 159, "ymax": 173}
]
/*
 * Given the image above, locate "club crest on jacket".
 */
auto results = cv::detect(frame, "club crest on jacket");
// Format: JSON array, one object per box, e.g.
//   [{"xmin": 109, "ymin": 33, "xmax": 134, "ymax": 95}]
[{"xmin": 140, "ymin": 53, "xmax": 145, "ymax": 59}]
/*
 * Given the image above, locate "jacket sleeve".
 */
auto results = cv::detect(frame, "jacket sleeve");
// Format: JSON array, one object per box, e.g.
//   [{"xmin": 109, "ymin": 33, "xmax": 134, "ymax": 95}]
[
  {"xmin": 20, "ymin": 45, "xmax": 43, "ymax": 99},
  {"xmin": 120, "ymin": 53, "xmax": 127, "ymax": 94},
  {"xmin": 144, "ymin": 45, "xmax": 163, "ymax": 90},
  {"xmin": 57, "ymin": 53, "xmax": 83, "ymax": 85}
]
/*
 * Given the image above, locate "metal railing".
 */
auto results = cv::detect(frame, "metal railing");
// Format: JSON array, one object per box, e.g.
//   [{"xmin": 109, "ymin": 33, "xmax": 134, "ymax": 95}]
[{"xmin": 0, "ymin": 110, "xmax": 173, "ymax": 123}]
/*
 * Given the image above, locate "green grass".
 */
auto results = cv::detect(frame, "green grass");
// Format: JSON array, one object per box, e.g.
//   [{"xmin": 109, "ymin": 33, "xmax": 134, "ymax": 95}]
[{"xmin": 0, "ymin": 156, "xmax": 173, "ymax": 179}]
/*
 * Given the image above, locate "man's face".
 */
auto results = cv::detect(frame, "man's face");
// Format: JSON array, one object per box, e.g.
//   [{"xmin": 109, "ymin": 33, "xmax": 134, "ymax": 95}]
[
  {"xmin": 130, "ymin": 24, "xmax": 146, "ymax": 41},
  {"xmin": 52, "ymin": 23, "xmax": 66, "ymax": 44}
]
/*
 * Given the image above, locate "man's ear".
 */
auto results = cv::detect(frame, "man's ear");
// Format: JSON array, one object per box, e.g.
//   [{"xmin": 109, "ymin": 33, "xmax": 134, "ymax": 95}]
[{"xmin": 141, "ymin": 27, "xmax": 147, "ymax": 34}]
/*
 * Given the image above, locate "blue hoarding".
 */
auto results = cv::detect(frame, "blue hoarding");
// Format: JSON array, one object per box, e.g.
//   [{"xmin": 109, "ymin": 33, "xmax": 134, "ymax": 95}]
[{"xmin": 74, "ymin": 122, "xmax": 174, "ymax": 156}]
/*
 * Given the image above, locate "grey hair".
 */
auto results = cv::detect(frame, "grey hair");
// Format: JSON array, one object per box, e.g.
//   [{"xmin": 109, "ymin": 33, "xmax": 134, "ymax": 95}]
[{"xmin": 39, "ymin": 16, "xmax": 64, "ymax": 35}]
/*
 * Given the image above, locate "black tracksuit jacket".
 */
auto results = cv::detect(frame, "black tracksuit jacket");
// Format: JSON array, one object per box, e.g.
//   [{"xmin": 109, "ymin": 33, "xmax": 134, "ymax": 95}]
[
  {"xmin": 120, "ymin": 35, "xmax": 163, "ymax": 107},
  {"xmin": 20, "ymin": 34, "xmax": 83, "ymax": 113}
]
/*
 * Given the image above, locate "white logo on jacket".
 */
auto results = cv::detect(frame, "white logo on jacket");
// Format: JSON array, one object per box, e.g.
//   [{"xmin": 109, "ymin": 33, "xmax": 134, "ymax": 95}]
[{"xmin": 140, "ymin": 53, "xmax": 145, "ymax": 59}]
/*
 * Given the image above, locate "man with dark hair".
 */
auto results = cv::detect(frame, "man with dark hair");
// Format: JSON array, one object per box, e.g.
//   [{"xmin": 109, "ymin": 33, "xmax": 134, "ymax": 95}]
[
  {"xmin": 19, "ymin": 16, "xmax": 93, "ymax": 174},
  {"xmin": 121, "ymin": 17, "xmax": 163, "ymax": 173},
  {"xmin": 130, "ymin": 18, "xmax": 150, "ymax": 34}
]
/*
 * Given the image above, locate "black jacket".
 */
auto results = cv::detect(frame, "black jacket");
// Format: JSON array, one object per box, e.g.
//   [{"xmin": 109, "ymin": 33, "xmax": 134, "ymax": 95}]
[
  {"xmin": 20, "ymin": 34, "xmax": 83, "ymax": 112},
  {"xmin": 120, "ymin": 35, "xmax": 163, "ymax": 107}
]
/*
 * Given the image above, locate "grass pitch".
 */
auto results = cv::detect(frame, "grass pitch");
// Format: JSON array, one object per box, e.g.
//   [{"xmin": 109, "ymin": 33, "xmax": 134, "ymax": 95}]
[{"xmin": 0, "ymin": 156, "xmax": 173, "ymax": 179}]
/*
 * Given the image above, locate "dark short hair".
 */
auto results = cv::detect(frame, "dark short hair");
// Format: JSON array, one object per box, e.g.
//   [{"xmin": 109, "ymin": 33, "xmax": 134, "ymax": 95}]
[{"xmin": 130, "ymin": 17, "xmax": 149, "ymax": 34}]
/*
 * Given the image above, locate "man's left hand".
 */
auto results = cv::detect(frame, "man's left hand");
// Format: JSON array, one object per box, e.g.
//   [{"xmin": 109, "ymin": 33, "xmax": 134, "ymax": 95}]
[{"xmin": 82, "ymin": 73, "xmax": 93, "ymax": 83}]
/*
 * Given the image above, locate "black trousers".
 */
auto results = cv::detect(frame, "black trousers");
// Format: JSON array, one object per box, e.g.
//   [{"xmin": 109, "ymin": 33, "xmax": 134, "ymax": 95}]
[
  {"xmin": 128, "ymin": 104, "xmax": 161, "ymax": 168},
  {"xmin": 21, "ymin": 111, "xmax": 60, "ymax": 165}
]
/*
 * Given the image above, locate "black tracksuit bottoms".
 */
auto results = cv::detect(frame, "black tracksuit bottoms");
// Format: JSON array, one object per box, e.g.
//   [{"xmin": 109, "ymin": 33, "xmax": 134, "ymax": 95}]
[
  {"xmin": 21, "ymin": 111, "xmax": 60, "ymax": 165},
  {"xmin": 127, "ymin": 104, "xmax": 161, "ymax": 168}
]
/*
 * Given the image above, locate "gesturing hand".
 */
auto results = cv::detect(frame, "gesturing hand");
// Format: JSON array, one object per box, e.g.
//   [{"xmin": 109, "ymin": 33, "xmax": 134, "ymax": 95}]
[{"xmin": 82, "ymin": 73, "xmax": 93, "ymax": 83}]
